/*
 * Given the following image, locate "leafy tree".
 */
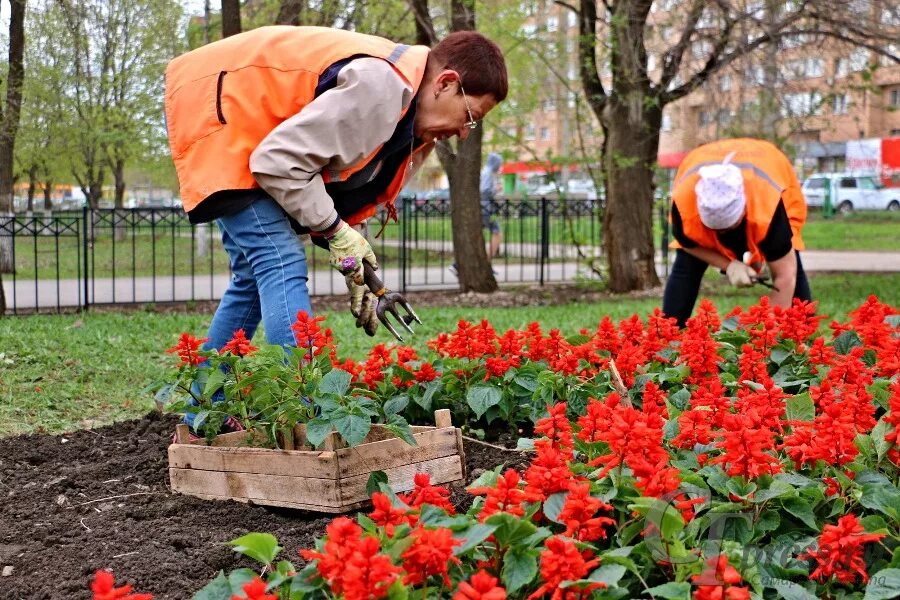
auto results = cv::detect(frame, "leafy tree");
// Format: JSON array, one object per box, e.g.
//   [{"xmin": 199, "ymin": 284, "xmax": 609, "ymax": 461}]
[{"xmin": 561, "ymin": 0, "xmax": 900, "ymax": 292}]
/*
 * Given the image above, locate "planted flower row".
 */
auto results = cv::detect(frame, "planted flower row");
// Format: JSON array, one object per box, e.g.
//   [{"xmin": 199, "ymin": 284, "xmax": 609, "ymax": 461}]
[{"xmin": 100, "ymin": 296, "xmax": 900, "ymax": 599}]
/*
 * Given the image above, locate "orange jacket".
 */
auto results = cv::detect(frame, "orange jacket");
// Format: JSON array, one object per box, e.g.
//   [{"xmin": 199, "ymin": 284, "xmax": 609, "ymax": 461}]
[
  {"xmin": 671, "ymin": 138, "xmax": 806, "ymax": 267},
  {"xmin": 164, "ymin": 26, "xmax": 429, "ymax": 224}
]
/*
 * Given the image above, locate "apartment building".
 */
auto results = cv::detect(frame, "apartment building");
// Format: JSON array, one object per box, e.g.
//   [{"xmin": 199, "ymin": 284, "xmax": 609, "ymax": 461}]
[{"xmin": 499, "ymin": 1, "xmax": 900, "ymax": 182}]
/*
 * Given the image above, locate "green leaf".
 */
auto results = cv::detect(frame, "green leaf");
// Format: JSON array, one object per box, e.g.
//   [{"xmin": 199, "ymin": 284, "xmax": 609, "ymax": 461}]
[
  {"xmin": 542, "ymin": 492, "xmax": 568, "ymax": 524},
  {"xmin": 228, "ymin": 533, "xmax": 282, "ymax": 566},
  {"xmin": 865, "ymin": 568, "xmax": 900, "ymax": 600},
  {"xmin": 453, "ymin": 523, "xmax": 498, "ymax": 555},
  {"xmin": 769, "ymin": 580, "xmax": 819, "ymax": 600},
  {"xmin": 385, "ymin": 415, "xmax": 418, "ymax": 447},
  {"xmin": 366, "ymin": 471, "xmax": 388, "ymax": 497},
  {"xmin": 386, "ymin": 579, "xmax": 409, "ymax": 600},
  {"xmin": 305, "ymin": 418, "xmax": 333, "ymax": 448},
  {"xmin": 466, "ymin": 384, "xmax": 502, "ymax": 419},
  {"xmin": 203, "ymin": 368, "xmax": 226, "ymax": 398},
  {"xmin": 645, "ymin": 582, "xmax": 691, "ymax": 599},
  {"xmin": 785, "ymin": 393, "xmax": 815, "ymax": 422},
  {"xmin": 415, "ymin": 380, "xmax": 441, "ymax": 412},
  {"xmin": 859, "ymin": 484, "xmax": 900, "ymax": 520},
  {"xmin": 752, "ymin": 480, "xmax": 796, "ymax": 503},
  {"xmin": 320, "ymin": 368, "xmax": 351, "ymax": 396},
  {"xmin": 871, "ymin": 419, "xmax": 891, "ymax": 461},
  {"xmin": 485, "ymin": 513, "xmax": 538, "ymax": 547},
  {"xmin": 726, "ymin": 479, "xmax": 757, "ymax": 499},
  {"xmin": 383, "ymin": 395, "xmax": 409, "ymax": 416},
  {"xmin": 781, "ymin": 497, "xmax": 818, "ymax": 530},
  {"xmin": 588, "ymin": 564, "xmax": 626, "ymax": 587},
  {"xmin": 335, "ymin": 414, "xmax": 371, "ymax": 447},
  {"xmin": 193, "ymin": 569, "xmax": 258, "ymax": 600},
  {"xmin": 501, "ymin": 546, "xmax": 539, "ymax": 593},
  {"xmin": 833, "ymin": 330, "xmax": 863, "ymax": 354}
]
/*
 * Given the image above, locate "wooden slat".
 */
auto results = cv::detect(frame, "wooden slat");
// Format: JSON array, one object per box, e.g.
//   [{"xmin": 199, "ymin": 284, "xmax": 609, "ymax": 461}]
[
  {"xmin": 175, "ymin": 424, "xmax": 191, "ymax": 444},
  {"xmin": 168, "ymin": 444, "xmax": 339, "ymax": 479},
  {"xmin": 183, "ymin": 429, "xmax": 269, "ymax": 448},
  {"xmin": 434, "ymin": 409, "xmax": 452, "ymax": 428},
  {"xmin": 339, "ymin": 455, "xmax": 463, "ymax": 504},
  {"xmin": 183, "ymin": 491, "xmax": 354, "ymax": 514},
  {"xmin": 334, "ymin": 427, "xmax": 458, "ymax": 477},
  {"xmin": 170, "ymin": 468, "xmax": 342, "ymax": 507},
  {"xmin": 455, "ymin": 428, "xmax": 468, "ymax": 480}
]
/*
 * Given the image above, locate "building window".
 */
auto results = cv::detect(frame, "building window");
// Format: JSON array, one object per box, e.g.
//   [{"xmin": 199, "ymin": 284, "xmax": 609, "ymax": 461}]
[
  {"xmin": 698, "ymin": 110, "xmax": 712, "ymax": 126},
  {"xmin": 540, "ymin": 127, "xmax": 550, "ymax": 140},
  {"xmin": 888, "ymin": 88, "xmax": 900, "ymax": 107},
  {"xmin": 543, "ymin": 98, "xmax": 557, "ymax": 112},
  {"xmin": 567, "ymin": 10, "xmax": 578, "ymax": 28},
  {"xmin": 546, "ymin": 16, "xmax": 558, "ymax": 32},
  {"xmin": 716, "ymin": 109, "xmax": 731, "ymax": 126},
  {"xmin": 662, "ymin": 113, "xmax": 673, "ymax": 131},
  {"xmin": 849, "ymin": 48, "xmax": 869, "ymax": 71},
  {"xmin": 525, "ymin": 124, "xmax": 535, "ymax": 140},
  {"xmin": 833, "ymin": 58, "xmax": 849, "ymax": 79},
  {"xmin": 719, "ymin": 74, "xmax": 732, "ymax": 91},
  {"xmin": 833, "ymin": 93, "xmax": 848, "ymax": 114}
]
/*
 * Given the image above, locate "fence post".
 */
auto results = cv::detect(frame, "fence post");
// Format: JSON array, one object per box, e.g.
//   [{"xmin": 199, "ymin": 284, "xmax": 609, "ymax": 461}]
[
  {"xmin": 539, "ymin": 197, "xmax": 549, "ymax": 286},
  {"xmin": 401, "ymin": 196, "xmax": 410, "ymax": 294},
  {"xmin": 82, "ymin": 205, "xmax": 90, "ymax": 310}
]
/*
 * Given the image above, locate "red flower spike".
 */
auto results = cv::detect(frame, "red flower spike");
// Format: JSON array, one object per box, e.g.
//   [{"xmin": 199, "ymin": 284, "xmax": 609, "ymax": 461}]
[
  {"xmin": 527, "ymin": 536, "xmax": 603, "ymax": 600},
  {"xmin": 691, "ymin": 555, "xmax": 751, "ymax": 600},
  {"xmin": 397, "ymin": 473, "xmax": 455, "ymax": 514},
  {"xmin": 534, "ymin": 403, "xmax": 574, "ymax": 452},
  {"xmin": 220, "ymin": 329, "xmax": 258, "ymax": 357},
  {"xmin": 368, "ymin": 492, "xmax": 416, "ymax": 535},
  {"xmin": 800, "ymin": 514, "xmax": 885, "ymax": 584},
  {"xmin": 91, "ymin": 570, "xmax": 153, "ymax": 600},
  {"xmin": 468, "ymin": 469, "xmax": 528, "ymax": 522},
  {"xmin": 401, "ymin": 526, "xmax": 461, "ymax": 587},
  {"xmin": 452, "ymin": 570, "xmax": 508, "ymax": 600},
  {"xmin": 165, "ymin": 333, "xmax": 208, "ymax": 367},
  {"xmin": 231, "ymin": 577, "xmax": 277, "ymax": 600}
]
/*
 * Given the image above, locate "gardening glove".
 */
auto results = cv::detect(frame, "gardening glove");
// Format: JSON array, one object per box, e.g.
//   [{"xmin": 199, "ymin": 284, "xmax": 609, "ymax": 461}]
[
  {"xmin": 725, "ymin": 259, "xmax": 757, "ymax": 288},
  {"xmin": 348, "ymin": 282, "xmax": 380, "ymax": 336},
  {"xmin": 326, "ymin": 220, "xmax": 378, "ymax": 286}
]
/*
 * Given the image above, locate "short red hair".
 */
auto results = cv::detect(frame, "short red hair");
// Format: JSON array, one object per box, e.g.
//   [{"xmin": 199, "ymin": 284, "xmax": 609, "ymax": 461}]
[{"xmin": 429, "ymin": 31, "xmax": 508, "ymax": 102}]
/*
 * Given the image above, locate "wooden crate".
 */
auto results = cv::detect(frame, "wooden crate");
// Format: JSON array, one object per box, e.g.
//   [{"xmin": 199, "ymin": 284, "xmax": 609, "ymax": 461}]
[{"xmin": 168, "ymin": 409, "xmax": 465, "ymax": 513}]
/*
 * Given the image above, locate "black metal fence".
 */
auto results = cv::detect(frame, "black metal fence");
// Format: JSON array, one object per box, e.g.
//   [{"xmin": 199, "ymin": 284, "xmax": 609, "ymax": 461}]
[{"xmin": 0, "ymin": 198, "xmax": 672, "ymax": 314}]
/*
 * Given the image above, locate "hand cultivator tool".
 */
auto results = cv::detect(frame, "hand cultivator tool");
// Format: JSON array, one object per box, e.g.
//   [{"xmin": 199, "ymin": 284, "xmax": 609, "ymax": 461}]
[
  {"xmin": 754, "ymin": 274, "xmax": 779, "ymax": 292},
  {"xmin": 361, "ymin": 260, "xmax": 422, "ymax": 341}
]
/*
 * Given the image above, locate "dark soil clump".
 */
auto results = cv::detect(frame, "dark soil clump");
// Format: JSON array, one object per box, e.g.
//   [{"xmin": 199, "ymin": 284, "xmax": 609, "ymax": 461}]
[{"xmin": 0, "ymin": 413, "xmax": 530, "ymax": 599}]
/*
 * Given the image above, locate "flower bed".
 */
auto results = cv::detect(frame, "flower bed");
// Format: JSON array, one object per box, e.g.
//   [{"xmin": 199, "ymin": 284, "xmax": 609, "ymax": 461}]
[{"xmin": 119, "ymin": 296, "xmax": 900, "ymax": 599}]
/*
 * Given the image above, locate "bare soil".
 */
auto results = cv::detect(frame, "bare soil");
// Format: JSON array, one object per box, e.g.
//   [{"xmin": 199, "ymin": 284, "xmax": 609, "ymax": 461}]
[{"xmin": 0, "ymin": 412, "xmax": 530, "ymax": 599}]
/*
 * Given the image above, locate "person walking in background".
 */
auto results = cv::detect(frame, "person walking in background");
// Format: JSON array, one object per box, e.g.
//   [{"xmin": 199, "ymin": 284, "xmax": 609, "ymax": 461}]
[
  {"xmin": 481, "ymin": 152, "xmax": 504, "ymax": 263},
  {"xmin": 662, "ymin": 138, "xmax": 811, "ymax": 327},
  {"xmin": 165, "ymin": 26, "xmax": 507, "ymax": 350},
  {"xmin": 450, "ymin": 151, "xmax": 504, "ymax": 277}
]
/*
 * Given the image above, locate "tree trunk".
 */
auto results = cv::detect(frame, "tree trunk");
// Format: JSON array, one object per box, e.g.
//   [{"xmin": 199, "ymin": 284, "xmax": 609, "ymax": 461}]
[
  {"xmin": 276, "ymin": 0, "xmax": 304, "ymax": 25},
  {"xmin": 0, "ymin": 0, "xmax": 27, "ymax": 216},
  {"xmin": 204, "ymin": 0, "xmax": 211, "ymax": 44},
  {"xmin": 43, "ymin": 180, "xmax": 53, "ymax": 211},
  {"xmin": 26, "ymin": 164, "xmax": 37, "ymax": 213},
  {"xmin": 601, "ymin": 100, "xmax": 662, "ymax": 292},
  {"xmin": 222, "ymin": 0, "xmax": 242, "ymax": 37},
  {"xmin": 441, "ymin": 128, "xmax": 498, "ymax": 293},
  {"xmin": 113, "ymin": 159, "xmax": 126, "ymax": 241}
]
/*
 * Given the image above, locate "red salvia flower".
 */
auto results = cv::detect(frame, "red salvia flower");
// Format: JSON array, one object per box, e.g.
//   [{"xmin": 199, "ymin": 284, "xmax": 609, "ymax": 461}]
[
  {"xmin": 800, "ymin": 514, "xmax": 885, "ymax": 584},
  {"xmin": 415, "ymin": 362, "xmax": 439, "ymax": 382},
  {"xmin": 220, "ymin": 328, "xmax": 258, "ymax": 357},
  {"xmin": 534, "ymin": 402, "xmax": 574, "ymax": 452},
  {"xmin": 231, "ymin": 577, "xmax": 277, "ymax": 600},
  {"xmin": 883, "ymin": 380, "xmax": 900, "ymax": 466},
  {"xmin": 691, "ymin": 555, "xmax": 751, "ymax": 600},
  {"xmin": 524, "ymin": 439, "xmax": 579, "ymax": 502},
  {"xmin": 91, "ymin": 570, "xmax": 153, "ymax": 600},
  {"xmin": 398, "ymin": 473, "xmax": 455, "ymax": 514},
  {"xmin": 401, "ymin": 526, "xmax": 461, "ymax": 587},
  {"xmin": 453, "ymin": 570, "xmax": 507, "ymax": 600},
  {"xmin": 775, "ymin": 299, "xmax": 822, "ymax": 346},
  {"xmin": 711, "ymin": 413, "xmax": 782, "ymax": 479},
  {"xmin": 368, "ymin": 492, "xmax": 416, "ymax": 535},
  {"xmin": 341, "ymin": 536, "xmax": 402, "ymax": 600},
  {"xmin": 468, "ymin": 469, "xmax": 528, "ymax": 522},
  {"xmin": 166, "ymin": 333, "xmax": 207, "ymax": 367},
  {"xmin": 528, "ymin": 536, "xmax": 603, "ymax": 600},
  {"xmin": 557, "ymin": 481, "xmax": 615, "ymax": 542}
]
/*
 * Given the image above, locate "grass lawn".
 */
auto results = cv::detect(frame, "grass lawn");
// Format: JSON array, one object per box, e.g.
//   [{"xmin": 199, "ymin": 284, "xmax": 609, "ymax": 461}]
[
  {"xmin": 802, "ymin": 210, "xmax": 900, "ymax": 252},
  {"xmin": 1, "ymin": 271, "xmax": 898, "ymax": 438}
]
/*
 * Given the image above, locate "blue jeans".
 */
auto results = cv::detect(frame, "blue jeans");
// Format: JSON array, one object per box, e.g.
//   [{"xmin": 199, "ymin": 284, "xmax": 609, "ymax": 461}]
[{"xmin": 205, "ymin": 194, "xmax": 312, "ymax": 350}]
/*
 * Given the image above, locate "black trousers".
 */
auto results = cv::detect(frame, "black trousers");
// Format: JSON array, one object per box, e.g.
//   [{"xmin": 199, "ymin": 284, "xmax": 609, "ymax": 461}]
[{"xmin": 662, "ymin": 249, "xmax": 812, "ymax": 328}]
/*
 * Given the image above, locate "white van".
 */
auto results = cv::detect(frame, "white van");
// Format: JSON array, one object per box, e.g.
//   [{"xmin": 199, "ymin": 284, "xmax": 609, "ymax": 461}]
[{"xmin": 802, "ymin": 173, "xmax": 900, "ymax": 212}]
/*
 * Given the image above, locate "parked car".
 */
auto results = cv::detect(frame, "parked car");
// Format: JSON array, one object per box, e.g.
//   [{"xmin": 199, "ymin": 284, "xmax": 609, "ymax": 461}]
[{"xmin": 802, "ymin": 173, "xmax": 900, "ymax": 213}]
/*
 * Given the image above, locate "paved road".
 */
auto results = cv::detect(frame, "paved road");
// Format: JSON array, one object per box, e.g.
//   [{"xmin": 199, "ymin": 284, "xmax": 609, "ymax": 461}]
[{"xmin": 3, "ymin": 250, "xmax": 899, "ymax": 311}]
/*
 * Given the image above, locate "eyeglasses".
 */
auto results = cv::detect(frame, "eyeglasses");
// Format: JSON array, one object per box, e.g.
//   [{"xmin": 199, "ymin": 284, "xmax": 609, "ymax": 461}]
[{"xmin": 459, "ymin": 81, "xmax": 479, "ymax": 130}]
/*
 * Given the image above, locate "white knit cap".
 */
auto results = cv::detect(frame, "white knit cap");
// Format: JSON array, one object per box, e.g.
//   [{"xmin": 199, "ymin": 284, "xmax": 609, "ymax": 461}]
[{"xmin": 695, "ymin": 152, "xmax": 746, "ymax": 230}]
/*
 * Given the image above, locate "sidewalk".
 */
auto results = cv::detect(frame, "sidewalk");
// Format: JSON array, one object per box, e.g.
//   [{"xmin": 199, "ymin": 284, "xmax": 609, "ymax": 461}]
[{"xmin": 3, "ymin": 250, "xmax": 899, "ymax": 311}]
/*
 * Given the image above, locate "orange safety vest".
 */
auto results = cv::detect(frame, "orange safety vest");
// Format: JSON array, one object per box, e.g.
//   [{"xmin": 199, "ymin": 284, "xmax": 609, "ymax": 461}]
[
  {"xmin": 671, "ymin": 138, "xmax": 807, "ymax": 268},
  {"xmin": 164, "ymin": 26, "xmax": 430, "ymax": 224}
]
